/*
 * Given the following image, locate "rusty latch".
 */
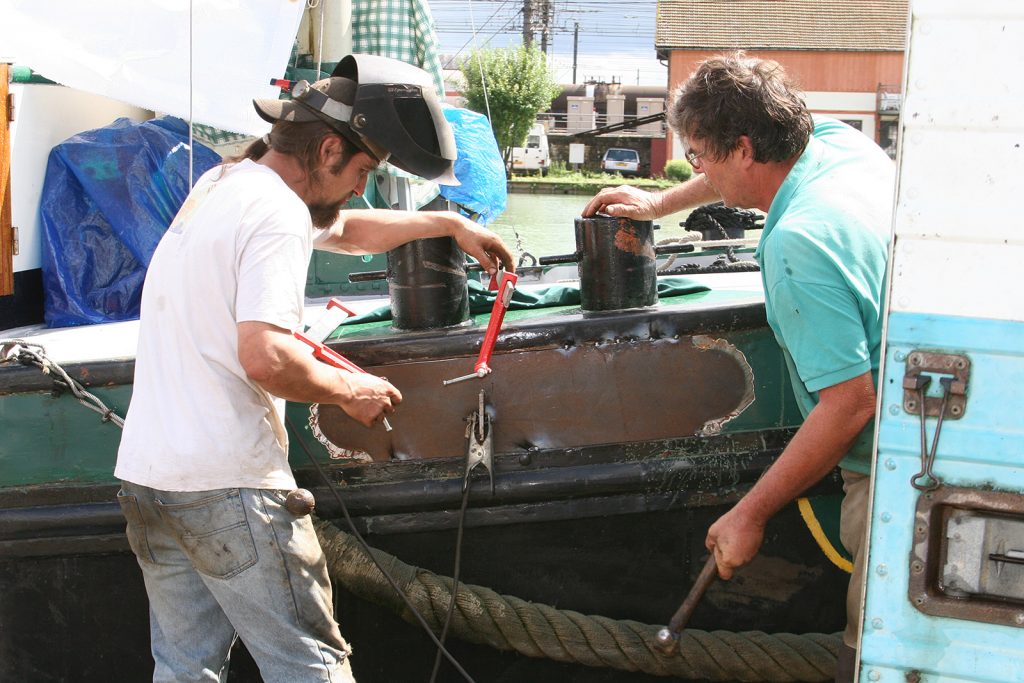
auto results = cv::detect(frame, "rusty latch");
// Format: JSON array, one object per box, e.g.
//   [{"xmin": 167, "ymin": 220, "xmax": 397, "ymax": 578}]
[{"xmin": 902, "ymin": 351, "xmax": 970, "ymax": 419}]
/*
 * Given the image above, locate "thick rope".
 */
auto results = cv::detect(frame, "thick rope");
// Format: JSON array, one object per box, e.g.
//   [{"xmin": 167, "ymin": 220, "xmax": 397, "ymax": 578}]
[{"xmin": 316, "ymin": 520, "xmax": 840, "ymax": 682}]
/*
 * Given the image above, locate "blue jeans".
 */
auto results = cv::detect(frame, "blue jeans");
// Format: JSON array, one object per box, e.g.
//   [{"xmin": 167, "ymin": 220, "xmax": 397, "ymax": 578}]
[{"xmin": 117, "ymin": 482, "xmax": 354, "ymax": 683}]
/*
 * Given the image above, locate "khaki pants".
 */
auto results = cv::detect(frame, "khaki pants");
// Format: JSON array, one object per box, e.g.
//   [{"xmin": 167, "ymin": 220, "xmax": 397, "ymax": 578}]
[{"xmin": 838, "ymin": 469, "xmax": 871, "ymax": 648}]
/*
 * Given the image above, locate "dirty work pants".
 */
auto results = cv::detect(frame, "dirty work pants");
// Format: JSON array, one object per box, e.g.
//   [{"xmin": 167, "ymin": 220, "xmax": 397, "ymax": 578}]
[
  {"xmin": 117, "ymin": 482, "xmax": 354, "ymax": 683},
  {"xmin": 837, "ymin": 469, "xmax": 871, "ymax": 683}
]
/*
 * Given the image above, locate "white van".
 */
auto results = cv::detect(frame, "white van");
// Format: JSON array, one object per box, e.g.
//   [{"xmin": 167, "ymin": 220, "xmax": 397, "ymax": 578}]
[{"xmin": 510, "ymin": 124, "xmax": 550, "ymax": 176}]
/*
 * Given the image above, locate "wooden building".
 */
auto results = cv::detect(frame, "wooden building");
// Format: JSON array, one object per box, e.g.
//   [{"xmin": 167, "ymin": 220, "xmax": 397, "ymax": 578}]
[{"xmin": 655, "ymin": 0, "xmax": 908, "ymax": 160}]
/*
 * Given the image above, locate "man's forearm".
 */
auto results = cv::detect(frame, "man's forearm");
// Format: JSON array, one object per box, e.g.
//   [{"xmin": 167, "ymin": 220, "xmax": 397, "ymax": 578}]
[
  {"xmin": 239, "ymin": 326, "xmax": 351, "ymax": 405},
  {"xmin": 659, "ymin": 176, "xmax": 721, "ymax": 215},
  {"xmin": 314, "ymin": 209, "xmax": 459, "ymax": 254},
  {"xmin": 732, "ymin": 373, "xmax": 877, "ymax": 526}
]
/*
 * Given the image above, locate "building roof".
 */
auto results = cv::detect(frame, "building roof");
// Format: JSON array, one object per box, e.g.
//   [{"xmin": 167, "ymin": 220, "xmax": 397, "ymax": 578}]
[{"xmin": 656, "ymin": 0, "xmax": 909, "ymax": 52}]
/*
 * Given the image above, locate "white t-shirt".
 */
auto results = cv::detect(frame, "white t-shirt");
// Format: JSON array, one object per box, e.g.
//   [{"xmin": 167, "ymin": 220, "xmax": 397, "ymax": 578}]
[{"xmin": 115, "ymin": 160, "xmax": 312, "ymax": 491}]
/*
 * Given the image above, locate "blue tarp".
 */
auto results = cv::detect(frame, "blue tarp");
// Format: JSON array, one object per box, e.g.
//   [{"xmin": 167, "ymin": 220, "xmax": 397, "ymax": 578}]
[
  {"xmin": 439, "ymin": 106, "xmax": 507, "ymax": 225},
  {"xmin": 40, "ymin": 117, "xmax": 220, "ymax": 327}
]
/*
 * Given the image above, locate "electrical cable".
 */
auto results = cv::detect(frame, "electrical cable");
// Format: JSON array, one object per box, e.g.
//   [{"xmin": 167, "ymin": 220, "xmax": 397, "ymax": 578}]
[
  {"xmin": 468, "ymin": 0, "xmax": 493, "ymax": 123},
  {"xmin": 428, "ymin": 476, "xmax": 473, "ymax": 683},
  {"xmin": 284, "ymin": 415, "xmax": 477, "ymax": 683}
]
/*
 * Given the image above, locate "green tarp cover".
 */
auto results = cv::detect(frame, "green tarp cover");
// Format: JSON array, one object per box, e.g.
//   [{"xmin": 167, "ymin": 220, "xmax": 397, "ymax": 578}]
[{"xmin": 329, "ymin": 276, "xmax": 714, "ymax": 336}]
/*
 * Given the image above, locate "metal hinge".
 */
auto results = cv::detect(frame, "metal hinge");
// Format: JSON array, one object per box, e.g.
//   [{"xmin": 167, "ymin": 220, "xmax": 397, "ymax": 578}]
[
  {"xmin": 6, "ymin": 92, "xmax": 14, "ymax": 122},
  {"xmin": 902, "ymin": 351, "xmax": 970, "ymax": 419},
  {"xmin": 12, "ymin": 226, "xmax": 19, "ymax": 255}
]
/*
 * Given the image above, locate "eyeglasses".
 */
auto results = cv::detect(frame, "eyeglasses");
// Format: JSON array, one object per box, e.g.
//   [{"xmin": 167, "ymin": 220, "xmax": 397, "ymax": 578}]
[{"xmin": 684, "ymin": 148, "xmax": 706, "ymax": 170}]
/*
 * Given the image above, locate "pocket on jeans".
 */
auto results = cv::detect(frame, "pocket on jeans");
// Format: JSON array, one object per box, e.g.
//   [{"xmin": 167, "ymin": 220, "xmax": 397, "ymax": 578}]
[
  {"xmin": 116, "ymin": 490, "xmax": 155, "ymax": 564},
  {"xmin": 155, "ymin": 490, "xmax": 257, "ymax": 579}
]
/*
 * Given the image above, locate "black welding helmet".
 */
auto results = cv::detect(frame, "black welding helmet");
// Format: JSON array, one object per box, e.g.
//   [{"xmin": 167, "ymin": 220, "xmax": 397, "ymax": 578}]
[
  {"xmin": 254, "ymin": 54, "xmax": 458, "ymax": 185},
  {"xmin": 333, "ymin": 54, "xmax": 459, "ymax": 186}
]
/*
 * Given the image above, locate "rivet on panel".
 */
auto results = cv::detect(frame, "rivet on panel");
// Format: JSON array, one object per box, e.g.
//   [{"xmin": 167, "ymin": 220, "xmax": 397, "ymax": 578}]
[
  {"xmin": 885, "ymin": 458, "xmax": 897, "ymax": 470},
  {"xmin": 876, "ymin": 564, "xmax": 888, "ymax": 577},
  {"xmin": 871, "ymin": 617, "xmax": 884, "ymax": 630},
  {"xmin": 881, "ymin": 512, "xmax": 892, "ymax": 523},
  {"xmin": 868, "ymin": 670, "xmax": 881, "ymax": 682}
]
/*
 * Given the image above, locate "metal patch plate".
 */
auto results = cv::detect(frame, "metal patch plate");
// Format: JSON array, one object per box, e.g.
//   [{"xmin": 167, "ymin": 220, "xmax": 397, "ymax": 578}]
[{"xmin": 313, "ymin": 336, "xmax": 753, "ymax": 462}]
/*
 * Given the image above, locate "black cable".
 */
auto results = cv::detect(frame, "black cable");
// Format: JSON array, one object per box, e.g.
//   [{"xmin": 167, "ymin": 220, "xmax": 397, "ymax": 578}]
[
  {"xmin": 428, "ymin": 480, "xmax": 473, "ymax": 683},
  {"xmin": 285, "ymin": 415, "xmax": 477, "ymax": 683}
]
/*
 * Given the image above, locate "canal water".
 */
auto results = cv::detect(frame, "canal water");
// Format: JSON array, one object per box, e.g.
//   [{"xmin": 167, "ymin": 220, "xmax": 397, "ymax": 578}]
[{"xmin": 488, "ymin": 192, "xmax": 698, "ymax": 262}]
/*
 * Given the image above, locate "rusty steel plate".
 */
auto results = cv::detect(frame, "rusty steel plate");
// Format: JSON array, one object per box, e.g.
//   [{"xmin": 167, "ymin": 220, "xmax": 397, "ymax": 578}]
[{"xmin": 311, "ymin": 335, "xmax": 754, "ymax": 462}]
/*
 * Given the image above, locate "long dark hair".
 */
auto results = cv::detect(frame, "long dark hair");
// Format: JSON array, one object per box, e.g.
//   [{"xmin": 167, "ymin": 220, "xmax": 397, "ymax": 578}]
[{"xmin": 227, "ymin": 119, "xmax": 356, "ymax": 175}]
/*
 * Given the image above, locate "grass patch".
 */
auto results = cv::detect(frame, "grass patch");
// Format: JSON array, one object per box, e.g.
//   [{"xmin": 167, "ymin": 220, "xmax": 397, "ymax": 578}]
[{"xmin": 509, "ymin": 170, "xmax": 675, "ymax": 191}]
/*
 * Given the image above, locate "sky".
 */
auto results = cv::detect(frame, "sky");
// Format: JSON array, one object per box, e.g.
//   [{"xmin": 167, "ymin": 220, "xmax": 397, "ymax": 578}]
[{"xmin": 428, "ymin": 0, "xmax": 669, "ymax": 87}]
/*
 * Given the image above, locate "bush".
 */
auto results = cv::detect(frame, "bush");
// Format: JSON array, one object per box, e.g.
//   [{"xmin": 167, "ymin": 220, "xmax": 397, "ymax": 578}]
[{"xmin": 664, "ymin": 159, "xmax": 693, "ymax": 182}]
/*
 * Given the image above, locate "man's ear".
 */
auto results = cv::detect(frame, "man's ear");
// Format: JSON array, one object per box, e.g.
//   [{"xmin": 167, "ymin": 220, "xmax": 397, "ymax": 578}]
[
  {"xmin": 736, "ymin": 135, "xmax": 756, "ymax": 167},
  {"xmin": 319, "ymin": 134, "xmax": 344, "ymax": 164}
]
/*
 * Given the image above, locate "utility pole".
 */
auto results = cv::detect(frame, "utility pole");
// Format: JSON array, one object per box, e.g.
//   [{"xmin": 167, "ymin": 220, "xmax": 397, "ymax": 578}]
[
  {"xmin": 539, "ymin": 0, "xmax": 552, "ymax": 55},
  {"xmin": 522, "ymin": 0, "xmax": 533, "ymax": 47},
  {"xmin": 572, "ymin": 22, "xmax": 579, "ymax": 84}
]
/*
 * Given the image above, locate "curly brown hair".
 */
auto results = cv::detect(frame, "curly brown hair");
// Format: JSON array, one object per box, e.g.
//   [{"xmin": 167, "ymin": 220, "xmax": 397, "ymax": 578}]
[{"xmin": 668, "ymin": 52, "xmax": 813, "ymax": 164}]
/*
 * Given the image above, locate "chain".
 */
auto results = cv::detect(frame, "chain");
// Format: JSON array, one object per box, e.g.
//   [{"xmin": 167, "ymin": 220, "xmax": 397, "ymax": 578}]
[{"xmin": 1, "ymin": 339, "xmax": 125, "ymax": 429}]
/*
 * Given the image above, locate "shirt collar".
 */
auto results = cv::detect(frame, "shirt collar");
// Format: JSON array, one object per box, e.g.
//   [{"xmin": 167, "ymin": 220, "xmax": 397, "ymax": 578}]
[{"xmin": 755, "ymin": 136, "xmax": 824, "ymax": 260}]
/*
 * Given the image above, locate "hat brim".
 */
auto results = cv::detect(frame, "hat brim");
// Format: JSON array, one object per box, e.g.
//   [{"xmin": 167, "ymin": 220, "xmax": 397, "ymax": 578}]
[{"xmin": 252, "ymin": 98, "xmax": 321, "ymax": 125}]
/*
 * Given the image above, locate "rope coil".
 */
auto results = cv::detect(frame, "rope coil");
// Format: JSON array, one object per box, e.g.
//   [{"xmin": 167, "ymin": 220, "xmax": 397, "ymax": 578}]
[{"xmin": 316, "ymin": 520, "xmax": 840, "ymax": 682}]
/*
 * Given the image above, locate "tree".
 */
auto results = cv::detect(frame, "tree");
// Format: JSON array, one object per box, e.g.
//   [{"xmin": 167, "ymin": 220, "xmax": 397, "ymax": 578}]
[{"xmin": 459, "ymin": 46, "xmax": 561, "ymax": 157}]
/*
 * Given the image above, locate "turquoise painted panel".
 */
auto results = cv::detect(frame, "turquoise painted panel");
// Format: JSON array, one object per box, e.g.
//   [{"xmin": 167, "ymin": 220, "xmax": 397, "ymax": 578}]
[
  {"xmin": 0, "ymin": 386, "xmax": 129, "ymax": 486},
  {"xmin": 861, "ymin": 311, "xmax": 1024, "ymax": 682}
]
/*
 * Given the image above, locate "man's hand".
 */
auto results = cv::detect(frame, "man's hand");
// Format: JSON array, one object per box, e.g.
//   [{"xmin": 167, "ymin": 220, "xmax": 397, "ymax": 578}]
[
  {"xmin": 450, "ymin": 215, "xmax": 516, "ymax": 275},
  {"xmin": 705, "ymin": 505, "xmax": 766, "ymax": 580},
  {"xmin": 581, "ymin": 185, "xmax": 666, "ymax": 220},
  {"xmin": 335, "ymin": 371, "xmax": 402, "ymax": 428}
]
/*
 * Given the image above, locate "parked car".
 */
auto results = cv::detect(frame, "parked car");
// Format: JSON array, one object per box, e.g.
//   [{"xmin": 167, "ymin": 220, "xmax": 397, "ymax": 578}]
[
  {"xmin": 510, "ymin": 124, "xmax": 550, "ymax": 176},
  {"xmin": 601, "ymin": 147, "xmax": 642, "ymax": 176}
]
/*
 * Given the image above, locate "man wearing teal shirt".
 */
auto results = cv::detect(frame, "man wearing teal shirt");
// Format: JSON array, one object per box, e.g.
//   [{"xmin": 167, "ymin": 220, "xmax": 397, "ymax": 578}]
[{"xmin": 583, "ymin": 53, "xmax": 894, "ymax": 682}]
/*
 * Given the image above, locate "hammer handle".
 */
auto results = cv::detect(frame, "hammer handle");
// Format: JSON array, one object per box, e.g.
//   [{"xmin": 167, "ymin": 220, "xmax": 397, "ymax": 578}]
[{"xmin": 667, "ymin": 554, "xmax": 719, "ymax": 635}]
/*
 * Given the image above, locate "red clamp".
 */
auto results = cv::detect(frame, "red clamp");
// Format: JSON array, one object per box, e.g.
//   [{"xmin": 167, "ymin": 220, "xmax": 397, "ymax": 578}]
[
  {"xmin": 443, "ymin": 271, "xmax": 519, "ymax": 386},
  {"xmin": 295, "ymin": 299, "xmax": 391, "ymax": 431}
]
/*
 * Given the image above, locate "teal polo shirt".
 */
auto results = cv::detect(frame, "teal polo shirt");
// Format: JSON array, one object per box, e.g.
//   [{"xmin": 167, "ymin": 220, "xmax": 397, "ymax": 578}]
[{"xmin": 755, "ymin": 116, "xmax": 895, "ymax": 473}]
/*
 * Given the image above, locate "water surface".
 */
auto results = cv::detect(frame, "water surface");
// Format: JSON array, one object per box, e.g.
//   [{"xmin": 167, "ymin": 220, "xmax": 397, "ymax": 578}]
[{"xmin": 489, "ymin": 192, "xmax": 697, "ymax": 262}]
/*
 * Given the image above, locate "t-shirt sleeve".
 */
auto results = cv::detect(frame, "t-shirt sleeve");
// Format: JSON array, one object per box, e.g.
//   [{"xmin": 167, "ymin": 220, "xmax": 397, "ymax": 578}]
[
  {"xmin": 235, "ymin": 203, "xmax": 310, "ymax": 331},
  {"xmin": 768, "ymin": 277, "xmax": 872, "ymax": 393}
]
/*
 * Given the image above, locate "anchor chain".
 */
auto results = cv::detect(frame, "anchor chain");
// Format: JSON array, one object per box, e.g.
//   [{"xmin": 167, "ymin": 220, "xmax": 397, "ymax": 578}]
[{"xmin": 0, "ymin": 339, "xmax": 124, "ymax": 428}]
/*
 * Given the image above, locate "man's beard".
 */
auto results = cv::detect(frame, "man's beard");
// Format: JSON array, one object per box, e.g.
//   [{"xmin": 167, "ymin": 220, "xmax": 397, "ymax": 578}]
[
  {"xmin": 307, "ymin": 164, "xmax": 353, "ymax": 228},
  {"xmin": 308, "ymin": 196, "xmax": 350, "ymax": 228}
]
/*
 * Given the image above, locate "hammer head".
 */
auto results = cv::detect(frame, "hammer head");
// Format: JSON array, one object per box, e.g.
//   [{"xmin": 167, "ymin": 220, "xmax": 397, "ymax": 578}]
[
  {"xmin": 285, "ymin": 488, "xmax": 316, "ymax": 516},
  {"xmin": 654, "ymin": 627, "xmax": 679, "ymax": 655}
]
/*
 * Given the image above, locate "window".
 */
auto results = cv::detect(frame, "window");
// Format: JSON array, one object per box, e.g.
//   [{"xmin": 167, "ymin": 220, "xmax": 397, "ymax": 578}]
[{"xmin": 604, "ymin": 148, "xmax": 638, "ymax": 162}]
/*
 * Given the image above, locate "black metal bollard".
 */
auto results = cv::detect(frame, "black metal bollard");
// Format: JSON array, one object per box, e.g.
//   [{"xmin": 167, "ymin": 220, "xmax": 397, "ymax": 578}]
[
  {"xmin": 387, "ymin": 236, "xmax": 471, "ymax": 330},
  {"xmin": 575, "ymin": 216, "xmax": 658, "ymax": 312}
]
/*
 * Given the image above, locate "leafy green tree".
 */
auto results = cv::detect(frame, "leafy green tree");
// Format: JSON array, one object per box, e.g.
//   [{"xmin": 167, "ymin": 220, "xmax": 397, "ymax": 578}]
[{"xmin": 459, "ymin": 46, "xmax": 561, "ymax": 156}]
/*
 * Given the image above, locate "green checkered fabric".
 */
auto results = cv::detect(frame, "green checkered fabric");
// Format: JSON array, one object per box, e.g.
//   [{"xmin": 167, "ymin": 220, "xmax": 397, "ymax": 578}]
[
  {"xmin": 351, "ymin": 0, "xmax": 446, "ymax": 97},
  {"xmin": 195, "ymin": 1, "xmax": 447, "ymax": 156},
  {"xmin": 191, "ymin": 123, "xmax": 252, "ymax": 147}
]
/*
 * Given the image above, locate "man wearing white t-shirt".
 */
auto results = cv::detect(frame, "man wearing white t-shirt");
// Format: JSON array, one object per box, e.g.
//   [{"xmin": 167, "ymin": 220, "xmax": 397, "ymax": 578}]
[{"xmin": 114, "ymin": 55, "xmax": 514, "ymax": 682}]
